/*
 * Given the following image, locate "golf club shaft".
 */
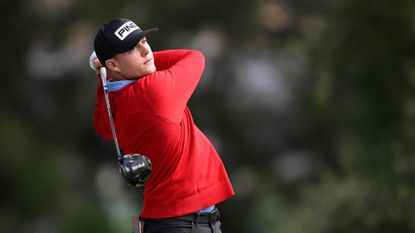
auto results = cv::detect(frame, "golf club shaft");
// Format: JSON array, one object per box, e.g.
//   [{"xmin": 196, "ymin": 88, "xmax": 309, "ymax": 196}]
[{"xmin": 99, "ymin": 67, "xmax": 123, "ymax": 163}]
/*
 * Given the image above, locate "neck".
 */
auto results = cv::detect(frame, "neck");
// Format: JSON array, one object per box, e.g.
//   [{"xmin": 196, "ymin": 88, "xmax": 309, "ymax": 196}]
[{"xmin": 110, "ymin": 72, "xmax": 126, "ymax": 81}]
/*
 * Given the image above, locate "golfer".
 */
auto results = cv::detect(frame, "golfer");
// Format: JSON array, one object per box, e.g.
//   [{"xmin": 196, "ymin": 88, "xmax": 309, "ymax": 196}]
[{"xmin": 92, "ymin": 17, "xmax": 235, "ymax": 233}]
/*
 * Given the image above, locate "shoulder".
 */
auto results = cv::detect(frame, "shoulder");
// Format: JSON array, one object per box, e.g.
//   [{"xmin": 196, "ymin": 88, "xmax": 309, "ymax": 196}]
[{"xmin": 154, "ymin": 49, "xmax": 205, "ymax": 59}]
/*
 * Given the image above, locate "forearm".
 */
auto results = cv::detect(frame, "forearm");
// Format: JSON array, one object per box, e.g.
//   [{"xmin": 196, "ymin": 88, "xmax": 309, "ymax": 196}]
[{"xmin": 146, "ymin": 49, "xmax": 205, "ymax": 122}]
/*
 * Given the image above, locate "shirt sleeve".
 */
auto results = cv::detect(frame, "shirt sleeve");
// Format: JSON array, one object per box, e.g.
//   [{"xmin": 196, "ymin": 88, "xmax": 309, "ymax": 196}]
[{"xmin": 142, "ymin": 49, "xmax": 205, "ymax": 122}]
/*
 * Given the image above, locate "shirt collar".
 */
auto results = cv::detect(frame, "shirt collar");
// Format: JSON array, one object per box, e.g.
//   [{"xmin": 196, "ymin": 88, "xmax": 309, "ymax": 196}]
[{"xmin": 107, "ymin": 79, "xmax": 135, "ymax": 92}]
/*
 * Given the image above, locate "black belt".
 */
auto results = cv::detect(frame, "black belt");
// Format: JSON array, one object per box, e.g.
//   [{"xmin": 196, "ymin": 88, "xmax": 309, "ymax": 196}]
[
  {"xmin": 176, "ymin": 208, "xmax": 220, "ymax": 224},
  {"xmin": 141, "ymin": 208, "xmax": 220, "ymax": 224}
]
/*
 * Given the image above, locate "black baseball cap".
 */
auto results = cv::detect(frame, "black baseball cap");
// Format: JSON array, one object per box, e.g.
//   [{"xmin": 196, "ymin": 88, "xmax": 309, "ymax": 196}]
[{"xmin": 94, "ymin": 18, "xmax": 158, "ymax": 66}]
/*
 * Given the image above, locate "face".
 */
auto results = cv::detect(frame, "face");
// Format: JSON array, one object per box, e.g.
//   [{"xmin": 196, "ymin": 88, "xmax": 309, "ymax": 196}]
[{"xmin": 107, "ymin": 37, "xmax": 156, "ymax": 80}]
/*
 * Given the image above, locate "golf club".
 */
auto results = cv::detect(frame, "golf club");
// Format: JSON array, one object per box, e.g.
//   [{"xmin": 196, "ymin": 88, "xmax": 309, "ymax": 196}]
[{"xmin": 90, "ymin": 51, "xmax": 151, "ymax": 187}]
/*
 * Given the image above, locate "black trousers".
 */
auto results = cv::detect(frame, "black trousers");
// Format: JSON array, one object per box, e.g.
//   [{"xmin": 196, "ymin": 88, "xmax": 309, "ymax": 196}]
[{"xmin": 140, "ymin": 208, "xmax": 222, "ymax": 233}]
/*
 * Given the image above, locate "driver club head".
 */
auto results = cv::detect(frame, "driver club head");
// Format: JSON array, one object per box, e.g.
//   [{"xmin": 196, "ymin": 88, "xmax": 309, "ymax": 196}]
[{"xmin": 119, "ymin": 153, "xmax": 152, "ymax": 187}]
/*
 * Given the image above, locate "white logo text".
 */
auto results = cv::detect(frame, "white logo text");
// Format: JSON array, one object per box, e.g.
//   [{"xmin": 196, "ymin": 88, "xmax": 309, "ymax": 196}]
[{"xmin": 114, "ymin": 21, "xmax": 140, "ymax": 40}]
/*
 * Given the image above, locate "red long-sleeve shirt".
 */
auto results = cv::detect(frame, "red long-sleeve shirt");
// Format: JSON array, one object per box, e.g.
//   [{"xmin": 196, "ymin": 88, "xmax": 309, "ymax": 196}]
[{"xmin": 93, "ymin": 49, "xmax": 235, "ymax": 218}]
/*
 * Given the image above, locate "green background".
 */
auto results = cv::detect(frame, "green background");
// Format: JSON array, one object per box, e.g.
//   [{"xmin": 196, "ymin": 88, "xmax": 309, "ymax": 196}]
[{"xmin": 2, "ymin": 0, "xmax": 415, "ymax": 232}]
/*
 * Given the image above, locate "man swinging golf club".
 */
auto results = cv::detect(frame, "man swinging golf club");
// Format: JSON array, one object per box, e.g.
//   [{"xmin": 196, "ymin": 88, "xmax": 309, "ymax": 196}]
[{"xmin": 90, "ymin": 17, "xmax": 235, "ymax": 233}]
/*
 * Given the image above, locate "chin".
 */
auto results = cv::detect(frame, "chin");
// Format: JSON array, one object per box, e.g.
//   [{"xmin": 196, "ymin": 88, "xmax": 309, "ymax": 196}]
[{"xmin": 147, "ymin": 66, "xmax": 156, "ymax": 74}]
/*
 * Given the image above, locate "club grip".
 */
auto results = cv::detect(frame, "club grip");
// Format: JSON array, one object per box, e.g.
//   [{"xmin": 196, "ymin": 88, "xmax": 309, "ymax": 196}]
[{"xmin": 99, "ymin": 67, "xmax": 107, "ymax": 79}]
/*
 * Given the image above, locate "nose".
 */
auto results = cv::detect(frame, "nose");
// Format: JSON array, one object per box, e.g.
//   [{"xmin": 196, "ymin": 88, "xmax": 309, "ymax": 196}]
[{"xmin": 137, "ymin": 43, "xmax": 149, "ymax": 56}]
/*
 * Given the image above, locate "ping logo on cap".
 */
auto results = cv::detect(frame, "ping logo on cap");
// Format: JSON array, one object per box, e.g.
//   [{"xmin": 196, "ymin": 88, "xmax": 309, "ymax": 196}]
[{"xmin": 114, "ymin": 21, "xmax": 140, "ymax": 40}]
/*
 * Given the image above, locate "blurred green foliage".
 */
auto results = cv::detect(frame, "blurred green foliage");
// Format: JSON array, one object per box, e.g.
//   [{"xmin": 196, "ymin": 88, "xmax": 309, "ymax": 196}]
[{"xmin": 1, "ymin": 0, "xmax": 415, "ymax": 232}]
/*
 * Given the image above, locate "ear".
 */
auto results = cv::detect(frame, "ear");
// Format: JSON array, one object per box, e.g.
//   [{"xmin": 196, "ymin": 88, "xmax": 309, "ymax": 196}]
[{"xmin": 105, "ymin": 59, "xmax": 121, "ymax": 72}]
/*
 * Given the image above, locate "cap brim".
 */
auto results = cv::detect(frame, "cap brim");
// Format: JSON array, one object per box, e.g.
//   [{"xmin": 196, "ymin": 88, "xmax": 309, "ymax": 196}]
[
  {"xmin": 142, "ymin": 28, "xmax": 159, "ymax": 38},
  {"xmin": 119, "ymin": 28, "xmax": 159, "ymax": 54}
]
